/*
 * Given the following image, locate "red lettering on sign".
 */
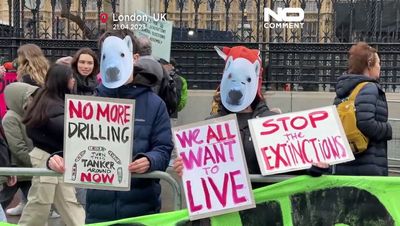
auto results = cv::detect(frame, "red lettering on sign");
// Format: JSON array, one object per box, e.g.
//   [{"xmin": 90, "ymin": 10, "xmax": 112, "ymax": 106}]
[
  {"xmin": 185, "ymin": 170, "xmax": 247, "ymax": 212},
  {"xmin": 260, "ymin": 110, "xmax": 329, "ymax": 136},
  {"xmin": 176, "ymin": 129, "xmax": 203, "ymax": 148},
  {"xmin": 80, "ymin": 172, "xmax": 114, "ymax": 184}
]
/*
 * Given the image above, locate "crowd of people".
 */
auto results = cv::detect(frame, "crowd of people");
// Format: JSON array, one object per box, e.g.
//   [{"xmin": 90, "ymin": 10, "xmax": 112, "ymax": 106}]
[{"xmin": 0, "ymin": 28, "xmax": 392, "ymax": 225}]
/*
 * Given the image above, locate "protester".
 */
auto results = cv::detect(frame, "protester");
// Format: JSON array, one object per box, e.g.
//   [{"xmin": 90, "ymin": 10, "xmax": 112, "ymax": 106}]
[
  {"xmin": 48, "ymin": 29, "xmax": 173, "ymax": 223},
  {"xmin": 173, "ymin": 46, "xmax": 329, "ymax": 187},
  {"xmin": 57, "ymin": 50, "xmax": 98, "ymax": 208},
  {"xmin": 159, "ymin": 58, "xmax": 188, "ymax": 116},
  {"xmin": 174, "ymin": 46, "xmax": 278, "ymax": 188},
  {"xmin": 16, "ymin": 44, "xmax": 49, "ymax": 87},
  {"xmin": 333, "ymin": 42, "xmax": 392, "ymax": 176},
  {"xmin": 70, "ymin": 48, "xmax": 99, "ymax": 95},
  {"xmin": 136, "ymin": 36, "xmax": 179, "ymax": 117},
  {"xmin": 18, "ymin": 64, "xmax": 85, "ymax": 226},
  {"xmin": 1, "ymin": 83, "xmax": 38, "ymax": 216}
]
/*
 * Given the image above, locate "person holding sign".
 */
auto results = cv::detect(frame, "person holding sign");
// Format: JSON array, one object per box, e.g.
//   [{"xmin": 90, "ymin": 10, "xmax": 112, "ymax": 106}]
[
  {"xmin": 174, "ymin": 46, "xmax": 278, "ymax": 189},
  {"xmin": 48, "ymin": 29, "xmax": 173, "ymax": 224},
  {"xmin": 18, "ymin": 64, "xmax": 85, "ymax": 226},
  {"xmin": 174, "ymin": 46, "xmax": 329, "ymax": 187},
  {"xmin": 333, "ymin": 42, "xmax": 392, "ymax": 176}
]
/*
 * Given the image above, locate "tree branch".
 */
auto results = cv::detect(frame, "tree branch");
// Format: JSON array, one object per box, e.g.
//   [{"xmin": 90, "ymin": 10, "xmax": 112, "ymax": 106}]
[{"xmin": 59, "ymin": 0, "xmax": 94, "ymax": 39}]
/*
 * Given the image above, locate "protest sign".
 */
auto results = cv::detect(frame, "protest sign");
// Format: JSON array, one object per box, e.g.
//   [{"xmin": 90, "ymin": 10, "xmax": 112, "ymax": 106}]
[
  {"xmin": 173, "ymin": 114, "xmax": 255, "ymax": 220},
  {"xmin": 135, "ymin": 10, "xmax": 173, "ymax": 61},
  {"xmin": 64, "ymin": 95, "xmax": 135, "ymax": 191},
  {"xmin": 249, "ymin": 106, "xmax": 354, "ymax": 175}
]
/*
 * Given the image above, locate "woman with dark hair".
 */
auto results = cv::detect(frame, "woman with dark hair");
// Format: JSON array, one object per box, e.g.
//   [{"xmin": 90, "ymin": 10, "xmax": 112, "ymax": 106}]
[
  {"xmin": 70, "ymin": 47, "xmax": 99, "ymax": 95},
  {"xmin": 18, "ymin": 64, "xmax": 85, "ymax": 226},
  {"xmin": 333, "ymin": 42, "xmax": 392, "ymax": 176}
]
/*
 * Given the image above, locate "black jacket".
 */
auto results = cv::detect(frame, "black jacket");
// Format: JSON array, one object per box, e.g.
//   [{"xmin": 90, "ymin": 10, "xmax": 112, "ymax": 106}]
[
  {"xmin": 333, "ymin": 74, "xmax": 392, "ymax": 176},
  {"xmin": 208, "ymin": 101, "xmax": 277, "ymax": 175},
  {"xmin": 85, "ymin": 58, "xmax": 172, "ymax": 223},
  {"xmin": 26, "ymin": 101, "xmax": 64, "ymax": 155},
  {"xmin": 73, "ymin": 72, "xmax": 98, "ymax": 96}
]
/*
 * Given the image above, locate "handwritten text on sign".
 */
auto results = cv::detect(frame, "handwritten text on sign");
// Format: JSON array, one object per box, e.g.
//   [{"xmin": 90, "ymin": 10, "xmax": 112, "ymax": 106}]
[
  {"xmin": 173, "ymin": 115, "xmax": 254, "ymax": 220},
  {"xmin": 249, "ymin": 106, "xmax": 354, "ymax": 175},
  {"xmin": 135, "ymin": 10, "xmax": 173, "ymax": 62},
  {"xmin": 64, "ymin": 95, "xmax": 135, "ymax": 191}
]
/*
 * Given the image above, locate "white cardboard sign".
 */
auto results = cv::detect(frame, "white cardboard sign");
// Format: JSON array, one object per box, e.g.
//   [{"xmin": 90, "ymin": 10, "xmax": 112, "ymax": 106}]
[
  {"xmin": 173, "ymin": 114, "xmax": 255, "ymax": 221},
  {"xmin": 64, "ymin": 95, "xmax": 135, "ymax": 191},
  {"xmin": 249, "ymin": 106, "xmax": 355, "ymax": 175}
]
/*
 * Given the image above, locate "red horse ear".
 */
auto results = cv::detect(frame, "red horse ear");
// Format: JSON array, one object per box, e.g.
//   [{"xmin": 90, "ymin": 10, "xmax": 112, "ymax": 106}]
[
  {"xmin": 222, "ymin": 47, "xmax": 231, "ymax": 55},
  {"xmin": 251, "ymin": 49, "xmax": 260, "ymax": 57}
]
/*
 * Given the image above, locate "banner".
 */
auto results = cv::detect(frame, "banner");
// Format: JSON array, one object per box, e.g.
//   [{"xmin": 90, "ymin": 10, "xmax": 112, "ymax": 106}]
[
  {"xmin": 248, "ymin": 106, "xmax": 354, "ymax": 175},
  {"xmin": 173, "ymin": 114, "xmax": 255, "ymax": 220},
  {"xmin": 64, "ymin": 95, "xmax": 135, "ymax": 191},
  {"xmin": 135, "ymin": 10, "xmax": 173, "ymax": 62},
  {"xmin": 82, "ymin": 175, "xmax": 400, "ymax": 226}
]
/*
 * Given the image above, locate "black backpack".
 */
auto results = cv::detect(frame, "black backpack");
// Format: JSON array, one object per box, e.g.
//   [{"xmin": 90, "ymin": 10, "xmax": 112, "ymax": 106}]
[
  {"xmin": 0, "ymin": 119, "xmax": 11, "ymax": 167},
  {"xmin": 158, "ymin": 69, "xmax": 178, "ymax": 116}
]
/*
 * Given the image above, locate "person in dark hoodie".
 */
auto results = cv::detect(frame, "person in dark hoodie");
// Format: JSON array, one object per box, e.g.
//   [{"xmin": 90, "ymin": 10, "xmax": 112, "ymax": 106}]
[
  {"xmin": 136, "ymin": 36, "xmax": 179, "ymax": 117},
  {"xmin": 333, "ymin": 42, "xmax": 392, "ymax": 176},
  {"xmin": 48, "ymin": 29, "xmax": 173, "ymax": 223}
]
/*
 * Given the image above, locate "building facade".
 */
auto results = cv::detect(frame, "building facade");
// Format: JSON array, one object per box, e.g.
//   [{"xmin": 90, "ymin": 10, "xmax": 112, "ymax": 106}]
[{"xmin": 159, "ymin": 0, "xmax": 334, "ymax": 42}]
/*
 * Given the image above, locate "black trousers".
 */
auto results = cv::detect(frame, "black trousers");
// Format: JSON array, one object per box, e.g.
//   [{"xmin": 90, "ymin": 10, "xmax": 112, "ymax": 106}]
[{"xmin": 0, "ymin": 181, "xmax": 31, "ymax": 209}]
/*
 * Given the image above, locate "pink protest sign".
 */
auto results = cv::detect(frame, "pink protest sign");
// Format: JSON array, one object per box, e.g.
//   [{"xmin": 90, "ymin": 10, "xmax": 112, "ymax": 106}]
[
  {"xmin": 0, "ymin": 72, "xmax": 17, "ymax": 118},
  {"xmin": 173, "ymin": 114, "xmax": 255, "ymax": 221}
]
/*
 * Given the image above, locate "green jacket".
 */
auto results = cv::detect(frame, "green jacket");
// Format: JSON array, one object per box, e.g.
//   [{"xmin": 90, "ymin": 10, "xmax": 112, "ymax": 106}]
[
  {"xmin": 177, "ymin": 76, "xmax": 187, "ymax": 112},
  {"xmin": 2, "ymin": 82, "xmax": 38, "ymax": 181}
]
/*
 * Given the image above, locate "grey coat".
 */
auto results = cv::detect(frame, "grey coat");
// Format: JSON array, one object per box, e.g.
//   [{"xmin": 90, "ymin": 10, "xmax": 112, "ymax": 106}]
[{"xmin": 2, "ymin": 82, "xmax": 38, "ymax": 180}]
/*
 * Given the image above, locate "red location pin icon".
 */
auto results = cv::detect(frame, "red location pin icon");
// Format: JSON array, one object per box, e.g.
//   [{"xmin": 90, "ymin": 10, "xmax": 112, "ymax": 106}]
[{"xmin": 100, "ymin": 12, "xmax": 109, "ymax": 23}]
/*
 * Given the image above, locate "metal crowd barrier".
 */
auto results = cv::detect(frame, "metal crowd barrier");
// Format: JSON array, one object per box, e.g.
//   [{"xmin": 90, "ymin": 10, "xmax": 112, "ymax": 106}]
[
  {"xmin": 0, "ymin": 168, "xmax": 182, "ymax": 211},
  {"xmin": 249, "ymin": 174, "xmax": 293, "ymax": 183}
]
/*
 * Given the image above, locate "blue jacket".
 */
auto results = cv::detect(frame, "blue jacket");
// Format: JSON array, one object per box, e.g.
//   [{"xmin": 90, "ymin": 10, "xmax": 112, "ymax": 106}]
[
  {"xmin": 334, "ymin": 74, "xmax": 392, "ymax": 176},
  {"xmin": 85, "ymin": 83, "xmax": 173, "ymax": 223}
]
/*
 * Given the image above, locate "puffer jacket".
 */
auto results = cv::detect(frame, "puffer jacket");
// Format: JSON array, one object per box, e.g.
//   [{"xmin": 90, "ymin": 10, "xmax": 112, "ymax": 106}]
[
  {"xmin": 2, "ymin": 82, "xmax": 38, "ymax": 171},
  {"xmin": 85, "ymin": 57, "xmax": 172, "ymax": 223},
  {"xmin": 333, "ymin": 74, "xmax": 392, "ymax": 176}
]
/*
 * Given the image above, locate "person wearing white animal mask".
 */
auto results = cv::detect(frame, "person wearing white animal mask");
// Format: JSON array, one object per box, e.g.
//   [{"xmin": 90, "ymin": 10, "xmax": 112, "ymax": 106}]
[
  {"xmin": 174, "ymin": 46, "xmax": 279, "ymax": 189},
  {"xmin": 173, "ymin": 46, "xmax": 328, "ymax": 190},
  {"xmin": 47, "ymin": 29, "xmax": 173, "ymax": 224}
]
